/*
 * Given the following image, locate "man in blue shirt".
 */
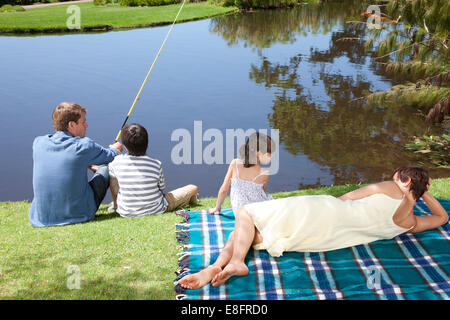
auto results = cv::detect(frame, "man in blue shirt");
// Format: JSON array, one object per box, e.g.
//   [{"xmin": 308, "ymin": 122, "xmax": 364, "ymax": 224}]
[{"xmin": 29, "ymin": 102, "xmax": 123, "ymax": 227}]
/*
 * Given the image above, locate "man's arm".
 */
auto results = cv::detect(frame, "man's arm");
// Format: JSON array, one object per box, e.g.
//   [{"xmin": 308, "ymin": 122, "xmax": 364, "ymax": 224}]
[{"xmin": 81, "ymin": 139, "xmax": 122, "ymax": 165}]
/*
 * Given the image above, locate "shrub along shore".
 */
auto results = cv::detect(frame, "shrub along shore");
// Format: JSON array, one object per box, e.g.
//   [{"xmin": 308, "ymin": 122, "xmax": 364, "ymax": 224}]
[
  {"xmin": 0, "ymin": 2, "xmax": 238, "ymax": 34},
  {"xmin": 0, "ymin": 179, "xmax": 448, "ymax": 299}
]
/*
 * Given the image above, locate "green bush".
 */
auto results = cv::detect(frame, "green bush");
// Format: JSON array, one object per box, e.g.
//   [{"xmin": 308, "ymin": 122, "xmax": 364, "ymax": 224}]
[
  {"xmin": 0, "ymin": 3, "xmax": 25, "ymax": 11},
  {"xmin": 209, "ymin": 0, "xmax": 299, "ymax": 9},
  {"xmin": 0, "ymin": 0, "xmax": 74, "ymax": 5},
  {"xmin": 118, "ymin": 0, "xmax": 182, "ymax": 6},
  {"xmin": 93, "ymin": 0, "xmax": 119, "ymax": 5},
  {"xmin": 117, "ymin": 0, "xmax": 206, "ymax": 6},
  {"xmin": 0, "ymin": 4, "xmax": 13, "ymax": 11}
]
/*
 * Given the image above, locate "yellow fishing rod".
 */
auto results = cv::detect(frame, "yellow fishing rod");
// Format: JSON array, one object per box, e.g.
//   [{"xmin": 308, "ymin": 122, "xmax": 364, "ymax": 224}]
[{"xmin": 114, "ymin": 0, "xmax": 187, "ymax": 142}]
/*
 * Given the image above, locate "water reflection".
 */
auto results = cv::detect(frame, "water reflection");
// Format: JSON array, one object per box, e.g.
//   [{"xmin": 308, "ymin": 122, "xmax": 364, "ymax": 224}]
[
  {"xmin": 1, "ymin": 2, "xmax": 448, "ymax": 202},
  {"xmin": 211, "ymin": 1, "xmax": 449, "ymax": 186},
  {"xmin": 210, "ymin": 1, "xmax": 366, "ymax": 50}
]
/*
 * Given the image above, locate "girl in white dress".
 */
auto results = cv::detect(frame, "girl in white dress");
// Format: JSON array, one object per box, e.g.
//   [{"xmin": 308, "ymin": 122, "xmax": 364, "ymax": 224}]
[
  {"xmin": 209, "ymin": 132, "xmax": 275, "ymax": 215},
  {"xmin": 178, "ymin": 166, "xmax": 448, "ymax": 289}
]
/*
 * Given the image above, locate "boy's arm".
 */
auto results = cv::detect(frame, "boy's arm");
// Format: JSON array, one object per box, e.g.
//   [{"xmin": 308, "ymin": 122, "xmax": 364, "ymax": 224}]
[
  {"xmin": 108, "ymin": 161, "xmax": 116, "ymax": 179},
  {"xmin": 158, "ymin": 163, "xmax": 165, "ymax": 193}
]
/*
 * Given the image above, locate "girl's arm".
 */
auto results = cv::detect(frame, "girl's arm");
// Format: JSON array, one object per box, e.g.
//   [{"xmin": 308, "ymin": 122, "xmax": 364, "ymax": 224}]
[
  {"xmin": 262, "ymin": 174, "xmax": 270, "ymax": 192},
  {"xmin": 410, "ymin": 191, "xmax": 449, "ymax": 233},
  {"xmin": 209, "ymin": 160, "xmax": 234, "ymax": 214}
]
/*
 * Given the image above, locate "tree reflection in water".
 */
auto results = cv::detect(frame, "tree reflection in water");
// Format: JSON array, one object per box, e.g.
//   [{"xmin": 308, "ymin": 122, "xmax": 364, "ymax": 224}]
[{"xmin": 210, "ymin": 1, "xmax": 449, "ymax": 186}]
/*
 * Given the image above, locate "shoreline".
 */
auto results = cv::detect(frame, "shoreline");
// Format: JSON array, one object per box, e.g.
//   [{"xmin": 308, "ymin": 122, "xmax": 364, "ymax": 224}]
[
  {"xmin": 0, "ymin": 2, "xmax": 239, "ymax": 35},
  {"xmin": 3, "ymin": 178, "xmax": 450, "ymax": 203},
  {"xmin": 22, "ymin": 0, "xmax": 93, "ymax": 9},
  {"xmin": 0, "ymin": 11, "xmax": 239, "ymax": 35}
]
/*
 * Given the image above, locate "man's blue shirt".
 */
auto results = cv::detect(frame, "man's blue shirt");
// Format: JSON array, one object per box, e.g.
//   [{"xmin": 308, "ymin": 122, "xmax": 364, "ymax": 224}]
[{"xmin": 29, "ymin": 131, "xmax": 118, "ymax": 227}]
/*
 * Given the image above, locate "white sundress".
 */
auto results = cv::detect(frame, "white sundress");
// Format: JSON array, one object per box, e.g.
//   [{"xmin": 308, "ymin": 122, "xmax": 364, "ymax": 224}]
[
  {"xmin": 244, "ymin": 193, "xmax": 413, "ymax": 256},
  {"xmin": 229, "ymin": 160, "xmax": 274, "ymax": 214}
]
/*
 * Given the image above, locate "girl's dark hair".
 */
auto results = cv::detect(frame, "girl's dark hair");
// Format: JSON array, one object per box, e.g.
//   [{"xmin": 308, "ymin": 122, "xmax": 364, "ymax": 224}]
[
  {"xmin": 239, "ymin": 132, "xmax": 275, "ymax": 168},
  {"xmin": 393, "ymin": 166, "xmax": 429, "ymax": 200},
  {"xmin": 121, "ymin": 123, "xmax": 148, "ymax": 156}
]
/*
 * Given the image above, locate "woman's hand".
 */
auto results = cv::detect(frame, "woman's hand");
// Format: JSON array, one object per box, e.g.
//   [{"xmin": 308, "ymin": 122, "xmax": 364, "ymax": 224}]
[
  {"xmin": 393, "ymin": 172, "xmax": 415, "ymax": 201},
  {"xmin": 426, "ymin": 177, "xmax": 432, "ymax": 192},
  {"xmin": 209, "ymin": 208, "xmax": 220, "ymax": 215}
]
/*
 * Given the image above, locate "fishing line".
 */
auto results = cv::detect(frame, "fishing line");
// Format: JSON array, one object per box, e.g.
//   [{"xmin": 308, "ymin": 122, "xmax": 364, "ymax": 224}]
[{"xmin": 114, "ymin": 0, "xmax": 187, "ymax": 142}]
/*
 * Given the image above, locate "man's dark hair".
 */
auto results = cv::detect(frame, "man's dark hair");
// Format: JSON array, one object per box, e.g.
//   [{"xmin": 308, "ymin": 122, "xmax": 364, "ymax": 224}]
[
  {"xmin": 121, "ymin": 123, "xmax": 148, "ymax": 156},
  {"xmin": 393, "ymin": 166, "xmax": 430, "ymax": 200}
]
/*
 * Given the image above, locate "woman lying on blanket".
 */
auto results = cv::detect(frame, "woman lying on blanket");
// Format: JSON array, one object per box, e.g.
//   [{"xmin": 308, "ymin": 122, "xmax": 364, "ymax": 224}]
[{"xmin": 178, "ymin": 166, "xmax": 448, "ymax": 289}]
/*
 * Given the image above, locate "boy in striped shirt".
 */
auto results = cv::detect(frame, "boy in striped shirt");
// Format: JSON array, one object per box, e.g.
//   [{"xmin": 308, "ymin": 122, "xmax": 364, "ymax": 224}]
[{"xmin": 108, "ymin": 123, "xmax": 198, "ymax": 218}]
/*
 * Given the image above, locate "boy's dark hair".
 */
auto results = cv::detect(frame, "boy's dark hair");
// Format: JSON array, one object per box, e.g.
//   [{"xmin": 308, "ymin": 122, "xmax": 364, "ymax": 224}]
[
  {"xmin": 393, "ymin": 166, "xmax": 430, "ymax": 200},
  {"xmin": 239, "ymin": 132, "xmax": 276, "ymax": 168},
  {"xmin": 121, "ymin": 123, "xmax": 148, "ymax": 156}
]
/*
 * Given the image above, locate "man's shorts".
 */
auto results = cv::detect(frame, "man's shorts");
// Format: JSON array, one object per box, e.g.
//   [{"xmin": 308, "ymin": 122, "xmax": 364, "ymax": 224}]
[{"xmin": 89, "ymin": 165, "xmax": 110, "ymax": 209}]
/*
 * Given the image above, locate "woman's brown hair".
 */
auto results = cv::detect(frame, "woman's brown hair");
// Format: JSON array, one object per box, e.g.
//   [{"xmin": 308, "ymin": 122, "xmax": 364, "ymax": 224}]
[{"xmin": 393, "ymin": 166, "xmax": 430, "ymax": 200}]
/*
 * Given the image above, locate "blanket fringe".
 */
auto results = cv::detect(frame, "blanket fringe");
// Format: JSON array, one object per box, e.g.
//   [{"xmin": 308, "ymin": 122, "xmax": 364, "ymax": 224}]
[
  {"xmin": 175, "ymin": 230, "xmax": 189, "ymax": 244},
  {"xmin": 175, "ymin": 209, "xmax": 191, "ymax": 223},
  {"xmin": 176, "ymin": 294, "xmax": 187, "ymax": 300},
  {"xmin": 174, "ymin": 209, "xmax": 192, "ymax": 299}
]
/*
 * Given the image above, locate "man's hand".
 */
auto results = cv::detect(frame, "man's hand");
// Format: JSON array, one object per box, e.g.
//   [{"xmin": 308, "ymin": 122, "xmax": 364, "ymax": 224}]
[
  {"xmin": 88, "ymin": 165, "xmax": 100, "ymax": 173},
  {"xmin": 109, "ymin": 142, "xmax": 123, "ymax": 154}
]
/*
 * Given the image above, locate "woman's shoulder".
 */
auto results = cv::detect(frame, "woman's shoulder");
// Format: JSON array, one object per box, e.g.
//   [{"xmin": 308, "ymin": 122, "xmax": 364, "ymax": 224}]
[
  {"xmin": 374, "ymin": 180, "xmax": 401, "ymax": 192},
  {"xmin": 339, "ymin": 180, "xmax": 403, "ymax": 201},
  {"xmin": 368, "ymin": 181, "xmax": 404, "ymax": 199}
]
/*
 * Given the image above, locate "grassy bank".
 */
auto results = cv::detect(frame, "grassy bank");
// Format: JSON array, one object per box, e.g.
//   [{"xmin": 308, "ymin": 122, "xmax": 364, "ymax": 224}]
[
  {"xmin": 0, "ymin": 2, "xmax": 238, "ymax": 34},
  {"xmin": 0, "ymin": 179, "xmax": 448, "ymax": 300}
]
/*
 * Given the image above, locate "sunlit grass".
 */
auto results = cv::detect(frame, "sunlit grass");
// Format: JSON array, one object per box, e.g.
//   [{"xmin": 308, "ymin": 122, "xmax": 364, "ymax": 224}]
[
  {"xmin": 0, "ymin": 178, "xmax": 448, "ymax": 299},
  {"xmin": 0, "ymin": 2, "xmax": 237, "ymax": 33}
]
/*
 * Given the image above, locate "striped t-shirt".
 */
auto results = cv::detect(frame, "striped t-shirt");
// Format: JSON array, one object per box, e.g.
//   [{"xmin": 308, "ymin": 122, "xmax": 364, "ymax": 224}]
[{"xmin": 108, "ymin": 154, "xmax": 168, "ymax": 217}]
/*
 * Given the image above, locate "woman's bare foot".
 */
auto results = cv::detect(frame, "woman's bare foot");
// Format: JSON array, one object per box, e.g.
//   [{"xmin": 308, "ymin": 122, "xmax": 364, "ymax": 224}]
[
  {"xmin": 178, "ymin": 265, "xmax": 222, "ymax": 289},
  {"xmin": 211, "ymin": 262, "xmax": 249, "ymax": 287}
]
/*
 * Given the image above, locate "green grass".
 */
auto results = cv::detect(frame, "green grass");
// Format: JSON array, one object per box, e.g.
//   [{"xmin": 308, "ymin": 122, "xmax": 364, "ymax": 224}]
[
  {"xmin": 0, "ymin": 2, "xmax": 238, "ymax": 33},
  {"xmin": 0, "ymin": 179, "xmax": 448, "ymax": 299}
]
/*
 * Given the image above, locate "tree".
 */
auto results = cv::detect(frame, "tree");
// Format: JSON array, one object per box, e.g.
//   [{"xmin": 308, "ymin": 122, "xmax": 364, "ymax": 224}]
[{"xmin": 355, "ymin": 0, "xmax": 449, "ymax": 123}]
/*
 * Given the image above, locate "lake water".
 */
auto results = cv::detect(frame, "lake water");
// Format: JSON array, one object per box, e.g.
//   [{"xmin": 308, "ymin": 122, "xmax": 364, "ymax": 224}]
[{"xmin": 0, "ymin": 1, "xmax": 448, "ymax": 202}]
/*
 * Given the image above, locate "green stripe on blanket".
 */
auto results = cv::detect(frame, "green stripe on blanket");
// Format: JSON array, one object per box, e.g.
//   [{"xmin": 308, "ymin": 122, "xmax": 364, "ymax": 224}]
[{"xmin": 174, "ymin": 198, "xmax": 450, "ymax": 300}]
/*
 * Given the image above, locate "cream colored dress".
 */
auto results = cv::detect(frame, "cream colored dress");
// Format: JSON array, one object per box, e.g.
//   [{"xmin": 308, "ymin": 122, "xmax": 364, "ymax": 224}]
[{"xmin": 244, "ymin": 193, "xmax": 413, "ymax": 256}]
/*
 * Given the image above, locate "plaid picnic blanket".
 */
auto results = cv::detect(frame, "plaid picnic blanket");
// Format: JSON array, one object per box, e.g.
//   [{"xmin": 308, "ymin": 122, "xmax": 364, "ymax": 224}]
[{"xmin": 174, "ymin": 198, "xmax": 450, "ymax": 300}]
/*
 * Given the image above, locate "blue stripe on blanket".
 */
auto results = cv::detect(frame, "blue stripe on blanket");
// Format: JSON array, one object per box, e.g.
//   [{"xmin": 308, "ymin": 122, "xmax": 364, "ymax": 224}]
[{"xmin": 174, "ymin": 198, "xmax": 450, "ymax": 300}]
